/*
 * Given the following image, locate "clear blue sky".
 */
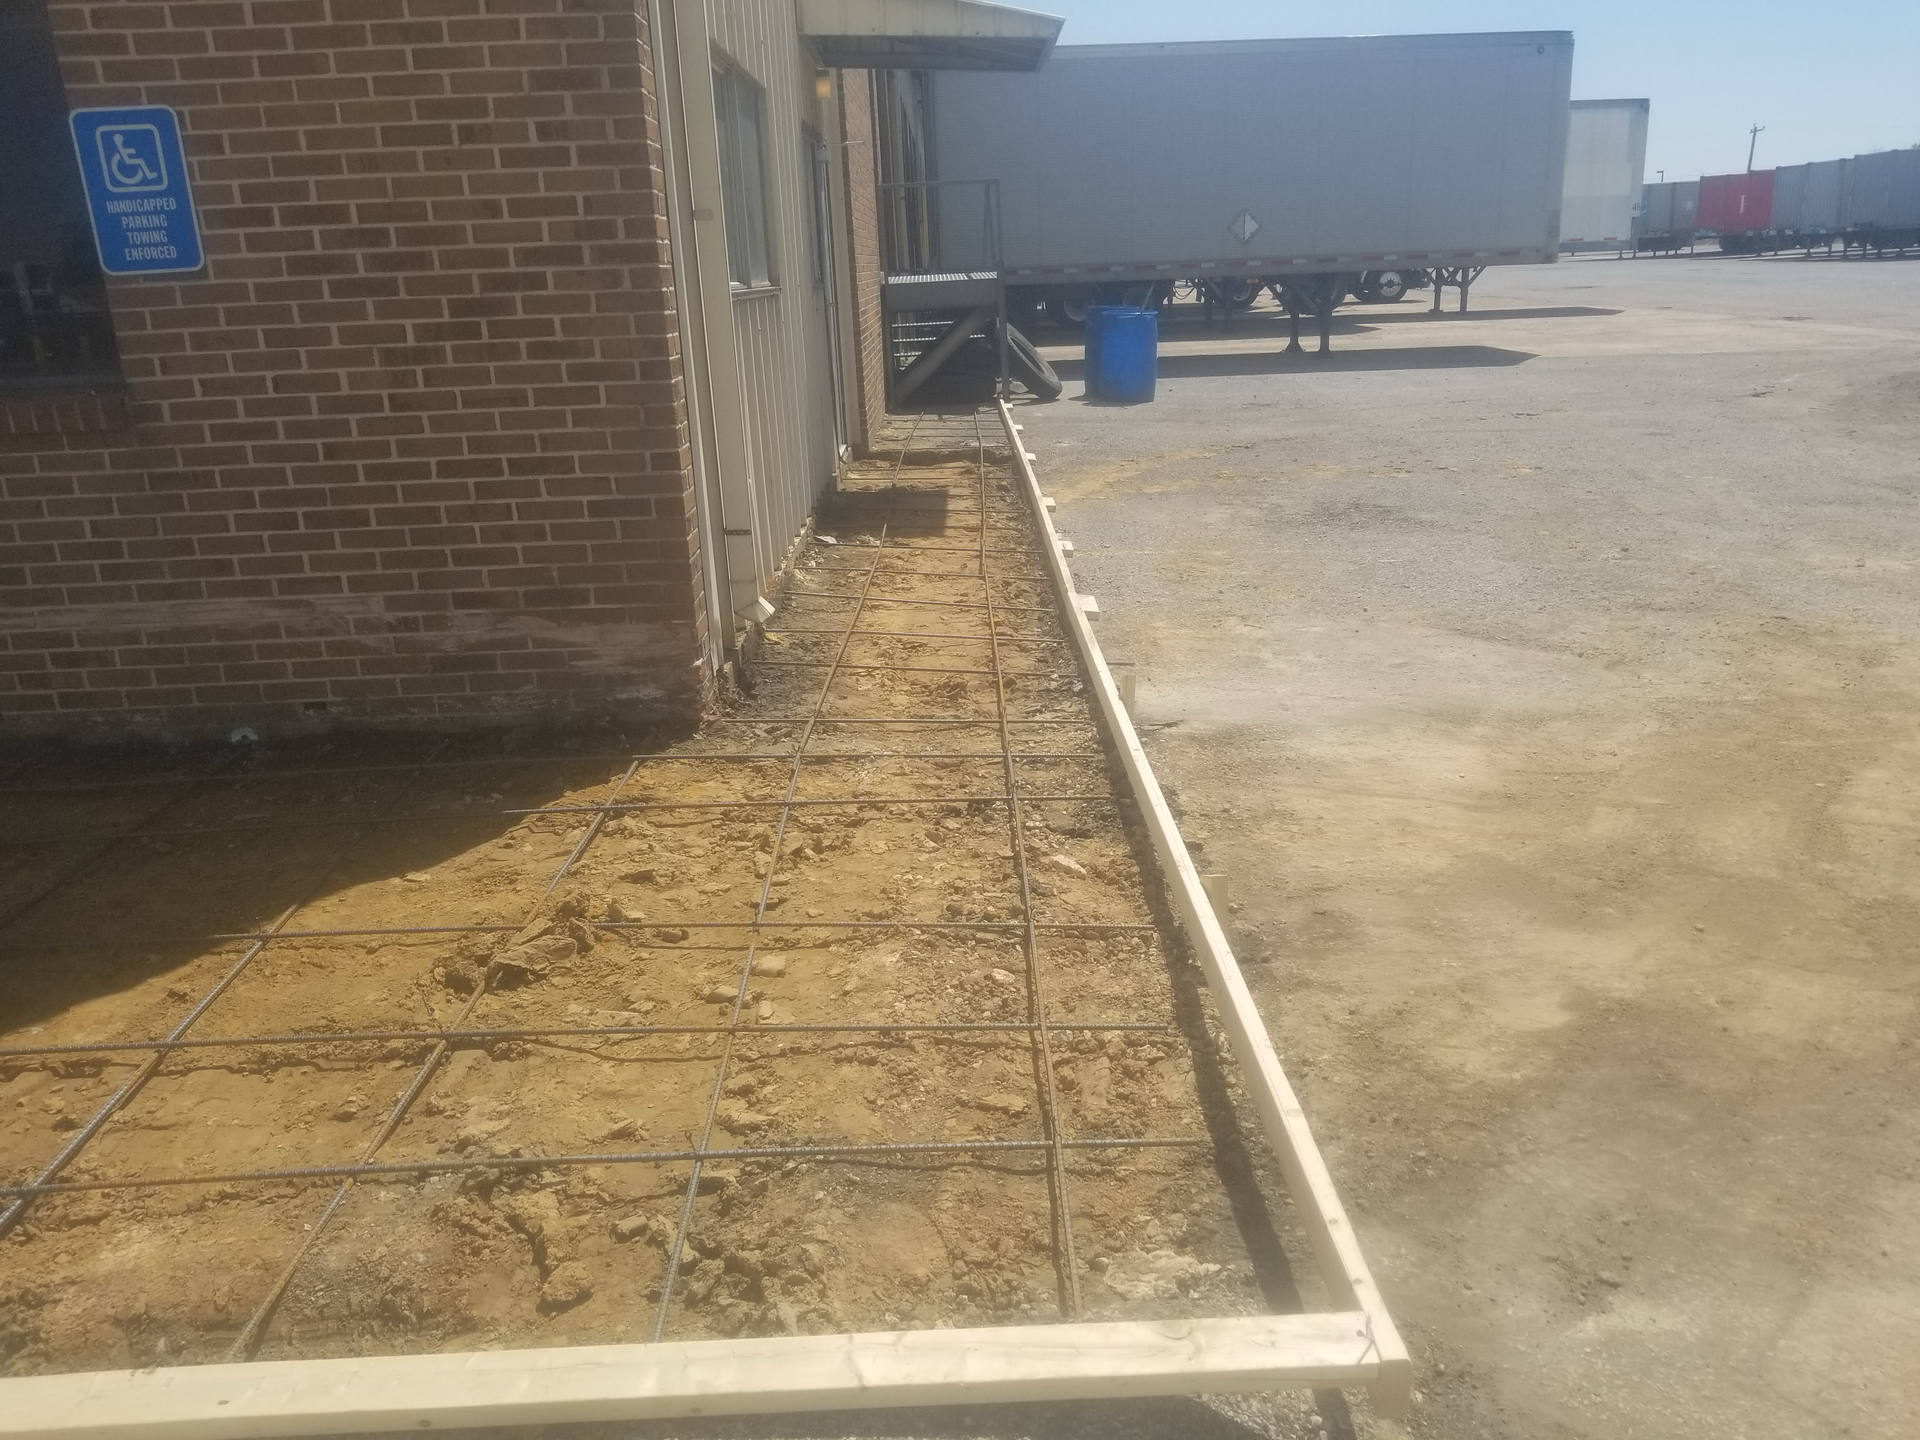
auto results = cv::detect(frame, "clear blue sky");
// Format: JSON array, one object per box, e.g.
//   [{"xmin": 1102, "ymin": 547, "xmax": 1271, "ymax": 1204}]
[{"xmin": 1032, "ymin": 2, "xmax": 1920, "ymax": 180}]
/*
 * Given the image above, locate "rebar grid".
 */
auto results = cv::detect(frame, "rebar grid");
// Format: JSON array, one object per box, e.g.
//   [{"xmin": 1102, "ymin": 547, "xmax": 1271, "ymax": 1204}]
[
  {"xmin": 0, "ymin": 410, "xmax": 1190, "ymax": 1363},
  {"xmin": 0, "ymin": 747, "xmax": 451, "ymax": 1244},
  {"xmin": 223, "ymin": 757, "xmax": 647, "ymax": 1360}
]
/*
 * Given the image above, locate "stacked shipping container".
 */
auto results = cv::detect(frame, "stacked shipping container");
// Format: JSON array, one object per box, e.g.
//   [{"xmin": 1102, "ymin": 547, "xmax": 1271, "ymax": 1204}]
[{"xmin": 1663, "ymin": 146, "xmax": 1920, "ymax": 254}]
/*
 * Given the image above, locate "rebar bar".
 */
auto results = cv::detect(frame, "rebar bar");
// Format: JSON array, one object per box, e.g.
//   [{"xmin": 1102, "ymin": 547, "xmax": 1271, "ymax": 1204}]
[
  {"xmin": 507, "ymin": 792, "xmax": 1119, "ymax": 815},
  {"xmin": 0, "ymin": 756, "xmax": 239, "ymax": 930},
  {"xmin": 0, "ymin": 1137, "xmax": 1206, "ymax": 1202},
  {"xmin": 0, "ymin": 1019, "xmax": 1174, "ymax": 1063},
  {"xmin": 702, "ymin": 717, "xmax": 1090, "ymax": 725},
  {"xmin": 973, "ymin": 409, "xmax": 1083, "ymax": 1318},
  {"xmin": 765, "ymin": 629, "xmax": 1070, "ymax": 644},
  {"xmin": 785, "ymin": 592, "xmax": 1055, "ymax": 615},
  {"xmin": 0, "ymin": 788, "xmax": 1127, "ymax": 850}
]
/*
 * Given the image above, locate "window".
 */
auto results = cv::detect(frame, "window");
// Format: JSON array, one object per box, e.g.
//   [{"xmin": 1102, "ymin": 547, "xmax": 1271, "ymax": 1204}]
[
  {"xmin": 0, "ymin": 0, "xmax": 119, "ymax": 388},
  {"xmin": 713, "ymin": 63, "xmax": 773, "ymax": 290}
]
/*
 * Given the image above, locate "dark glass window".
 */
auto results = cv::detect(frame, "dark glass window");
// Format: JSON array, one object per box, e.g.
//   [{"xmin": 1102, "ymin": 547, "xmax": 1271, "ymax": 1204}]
[
  {"xmin": 0, "ymin": 0, "xmax": 120, "ymax": 389},
  {"xmin": 713, "ymin": 63, "xmax": 775, "ymax": 290}
]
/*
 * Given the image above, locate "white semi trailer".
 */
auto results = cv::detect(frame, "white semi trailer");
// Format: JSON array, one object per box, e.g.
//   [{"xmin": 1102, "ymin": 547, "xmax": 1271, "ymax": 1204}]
[
  {"xmin": 925, "ymin": 31, "xmax": 1574, "ymax": 349},
  {"xmin": 1560, "ymin": 99, "xmax": 1651, "ymax": 253}
]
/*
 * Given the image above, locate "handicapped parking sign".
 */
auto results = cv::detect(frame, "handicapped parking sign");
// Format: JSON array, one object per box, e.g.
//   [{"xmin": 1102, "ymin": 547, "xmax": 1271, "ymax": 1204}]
[{"xmin": 69, "ymin": 106, "xmax": 204, "ymax": 276}]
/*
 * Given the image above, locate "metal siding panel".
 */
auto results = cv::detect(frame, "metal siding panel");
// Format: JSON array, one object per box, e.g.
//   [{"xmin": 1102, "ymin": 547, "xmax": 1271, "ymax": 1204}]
[
  {"xmin": 929, "ymin": 32, "xmax": 1573, "ymax": 271},
  {"xmin": 1888, "ymin": 148, "xmax": 1920, "ymax": 227},
  {"xmin": 1803, "ymin": 159, "xmax": 1843, "ymax": 231},
  {"xmin": 1674, "ymin": 180, "xmax": 1698, "ymax": 229},
  {"xmin": 1842, "ymin": 149, "xmax": 1894, "ymax": 227},
  {"xmin": 709, "ymin": 0, "xmax": 840, "ymax": 595},
  {"xmin": 1639, "ymin": 181, "xmax": 1673, "ymax": 235},
  {"xmin": 1771, "ymin": 164, "xmax": 1808, "ymax": 232}
]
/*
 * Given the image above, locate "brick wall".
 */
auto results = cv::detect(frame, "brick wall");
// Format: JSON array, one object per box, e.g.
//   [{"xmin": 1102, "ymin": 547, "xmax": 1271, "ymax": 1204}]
[
  {"xmin": 835, "ymin": 67, "xmax": 886, "ymax": 454},
  {"xmin": 0, "ymin": 0, "xmax": 709, "ymax": 740}
]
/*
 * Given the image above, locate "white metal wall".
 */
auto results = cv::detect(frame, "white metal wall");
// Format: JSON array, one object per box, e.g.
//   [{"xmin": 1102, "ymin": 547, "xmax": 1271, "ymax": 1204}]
[
  {"xmin": 1562, "ymin": 99, "xmax": 1650, "ymax": 247},
  {"xmin": 707, "ymin": 1, "xmax": 843, "ymax": 604}
]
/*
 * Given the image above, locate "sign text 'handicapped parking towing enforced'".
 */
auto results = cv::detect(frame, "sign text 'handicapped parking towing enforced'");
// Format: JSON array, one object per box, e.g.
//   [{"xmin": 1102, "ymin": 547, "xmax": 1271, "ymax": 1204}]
[{"xmin": 68, "ymin": 105, "xmax": 205, "ymax": 276}]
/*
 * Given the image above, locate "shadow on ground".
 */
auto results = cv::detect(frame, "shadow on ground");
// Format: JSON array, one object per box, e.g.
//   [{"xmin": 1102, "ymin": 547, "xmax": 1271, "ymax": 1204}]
[{"xmin": 1050, "ymin": 345, "xmax": 1534, "ymax": 384}]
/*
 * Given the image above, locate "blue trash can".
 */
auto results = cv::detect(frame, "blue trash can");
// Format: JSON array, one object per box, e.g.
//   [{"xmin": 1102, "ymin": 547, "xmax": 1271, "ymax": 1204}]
[
  {"xmin": 1101, "ymin": 307, "xmax": 1158, "ymax": 404},
  {"xmin": 1081, "ymin": 305, "xmax": 1132, "ymax": 400}
]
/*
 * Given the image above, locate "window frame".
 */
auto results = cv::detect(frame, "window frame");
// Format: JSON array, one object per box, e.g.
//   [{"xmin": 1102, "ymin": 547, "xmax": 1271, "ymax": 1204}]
[
  {"xmin": 0, "ymin": 0, "xmax": 122, "ymax": 393},
  {"xmin": 712, "ymin": 60, "xmax": 775, "ymax": 294}
]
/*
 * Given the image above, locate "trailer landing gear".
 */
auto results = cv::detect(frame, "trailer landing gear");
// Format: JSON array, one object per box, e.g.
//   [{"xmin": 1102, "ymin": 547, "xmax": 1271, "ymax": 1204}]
[
  {"xmin": 1277, "ymin": 276, "xmax": 1345, "ymax": 356},
  {"xmin": 1429, "ymin": 265, "xmax": 1486, "ymax": 314}
]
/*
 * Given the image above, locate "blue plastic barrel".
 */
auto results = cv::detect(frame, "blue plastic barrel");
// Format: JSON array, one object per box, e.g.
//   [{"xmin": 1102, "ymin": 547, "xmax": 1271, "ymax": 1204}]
[
  {"xmin": 1081, "ymin": 305, "xmax": 1131, "ymax": 399},
  {"xmin": 1100, "ymin": 307, "xmax": 1158, "ymax": 404}
]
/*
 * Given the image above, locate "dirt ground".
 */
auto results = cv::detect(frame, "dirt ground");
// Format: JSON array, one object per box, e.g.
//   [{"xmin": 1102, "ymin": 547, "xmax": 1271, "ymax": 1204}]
[
  {"xmin": 1018, "ymin": 252, "xmax": 1920, "ymax": 1440},
  {"xmin": 0, "ymin": 418, "xmax": 1353, "ymax": 1435}
]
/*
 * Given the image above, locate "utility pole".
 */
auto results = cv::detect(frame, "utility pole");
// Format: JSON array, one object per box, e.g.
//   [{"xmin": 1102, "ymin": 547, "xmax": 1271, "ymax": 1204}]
[{"xmin": 1747, "ymin": 125, "xmax": 1765, "ymax": 172}]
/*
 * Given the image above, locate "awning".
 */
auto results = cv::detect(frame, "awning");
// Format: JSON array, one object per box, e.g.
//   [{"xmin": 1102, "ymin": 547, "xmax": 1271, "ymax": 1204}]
[{"xmin": 799, "ymin": 0, "xmax": 1062, "ymax": 71}]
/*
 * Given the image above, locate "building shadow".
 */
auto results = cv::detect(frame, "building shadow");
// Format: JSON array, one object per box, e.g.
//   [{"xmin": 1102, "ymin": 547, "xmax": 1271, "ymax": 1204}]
[
  {"xmin": 1033, "ymin": 303, "xmax": 1617, "ymax": 346},
  {"xmin": 1353, "ymin": 304, "xmax": 1621, "ymax": 325},
  {"xmin": 1051, "ymin": 345, "xmax": 1534, "ymax": 385}
]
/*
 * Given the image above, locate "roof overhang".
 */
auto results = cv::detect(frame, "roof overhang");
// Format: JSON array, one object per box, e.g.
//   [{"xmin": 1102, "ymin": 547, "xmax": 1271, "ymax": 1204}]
[{"xmin": 799, "ymin": 0, "xmax": 1062, "ymax": 71}]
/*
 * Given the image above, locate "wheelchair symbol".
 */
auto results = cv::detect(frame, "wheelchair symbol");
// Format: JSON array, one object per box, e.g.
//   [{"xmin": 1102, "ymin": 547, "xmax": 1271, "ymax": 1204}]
[{"xmin": 97, "ymin": 126, "xmax": 167, "ymax": 193}]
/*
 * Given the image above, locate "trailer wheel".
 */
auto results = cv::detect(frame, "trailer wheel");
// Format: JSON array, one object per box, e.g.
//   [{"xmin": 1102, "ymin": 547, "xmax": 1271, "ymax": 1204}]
[
  {"xmin": 996, "ymin": 319, "xmax": 1063, "ymax": 401},
  {"xmin": 1047, "ymin": 293, "xmax": 1093, "ymax": 328},
  {"xmin": 1217, "ymin": 278, "xmax": 1260, "ymax": 308},
  {"xmin": 1362, "ymin": 270, "xmax": 1409, "ymax": 302}
]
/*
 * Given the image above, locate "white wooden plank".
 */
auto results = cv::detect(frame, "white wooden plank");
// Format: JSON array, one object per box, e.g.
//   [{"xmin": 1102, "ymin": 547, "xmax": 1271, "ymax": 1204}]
[
  {"xmin": 995, "ymin": 399, "xmax": 1414, "ymax": 1419},
  {"xmin": 0, "ymin": 1315, "xmax": 1379, "ymax": 1439}
]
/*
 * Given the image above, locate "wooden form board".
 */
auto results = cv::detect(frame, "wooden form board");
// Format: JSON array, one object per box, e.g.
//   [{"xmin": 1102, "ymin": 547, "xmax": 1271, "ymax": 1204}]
[
  {"xmin": 995, "ymin": 400, "xmax": 1413, "ymax": 1418},
  {"xmin": 0, "ymin": 410, "xmax": 1407, "ymax": 1437},
  {"xmin": 1, "ymin": 1315, "xmax": 1383, "ymax": 1438}
]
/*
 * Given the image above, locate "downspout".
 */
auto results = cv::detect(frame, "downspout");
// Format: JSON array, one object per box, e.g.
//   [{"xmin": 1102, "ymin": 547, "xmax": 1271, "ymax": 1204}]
[
  {"xmin": 648, "ymin": 0, "xmax": 732, "ymax": 668},
  {"xmin": 654, "ymin": 0, "xmax": 767, "ymax": 633}
]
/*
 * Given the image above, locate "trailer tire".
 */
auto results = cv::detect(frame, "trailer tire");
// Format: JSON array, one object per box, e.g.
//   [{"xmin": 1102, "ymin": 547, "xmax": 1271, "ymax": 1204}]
[
  {"xmin": 996, "ymin": 319, "xmax": 1063, "ymax": 401},
  {"xmin": 1361, "ymin": 270, "xmax": 1409, "ymax": 302},
  {"xmin": 1047, "ymin": 293, "xmax": 1093, "ymax": 329}
]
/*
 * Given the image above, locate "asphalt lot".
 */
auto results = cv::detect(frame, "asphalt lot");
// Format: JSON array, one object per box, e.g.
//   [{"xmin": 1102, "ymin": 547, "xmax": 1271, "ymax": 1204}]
[{"xmin": 1011, "ymin": 251, "xmax": 1920, "ymax": 1439}]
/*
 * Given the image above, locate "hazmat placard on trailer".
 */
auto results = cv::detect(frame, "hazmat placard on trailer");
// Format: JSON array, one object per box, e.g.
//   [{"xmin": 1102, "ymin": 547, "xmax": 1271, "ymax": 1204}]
[{"xmin": 68, "ymin": 106, "xmax": 204, "ymax": 276}]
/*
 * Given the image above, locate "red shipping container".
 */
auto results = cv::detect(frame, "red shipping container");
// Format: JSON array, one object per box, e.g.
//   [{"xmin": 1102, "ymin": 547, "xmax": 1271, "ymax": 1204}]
[{"xmin": 1698, "ymin": 170, "xmax": 1776, "ymax": 233}]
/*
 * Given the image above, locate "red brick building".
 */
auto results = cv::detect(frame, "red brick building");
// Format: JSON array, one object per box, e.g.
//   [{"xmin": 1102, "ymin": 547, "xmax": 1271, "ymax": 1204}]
[{"xmin": 0, "ymin": 0, "xmax": 1056, "ymax": 740}]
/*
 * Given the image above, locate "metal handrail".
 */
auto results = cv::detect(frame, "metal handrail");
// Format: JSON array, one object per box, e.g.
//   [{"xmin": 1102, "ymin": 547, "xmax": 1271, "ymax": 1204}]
[{"xmin": 878, "ymin": 178, "xmax": 1002, "ymax": 276}]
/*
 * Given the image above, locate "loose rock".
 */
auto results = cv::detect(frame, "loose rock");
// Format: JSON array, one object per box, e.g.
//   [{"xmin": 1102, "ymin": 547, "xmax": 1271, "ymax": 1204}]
[
  {"xmin": 1100, "ymin": 1249, "xmax": 1220, "ymax": 1301},
  {"xmin": 969, "ymin": 1092, "xmax": 1029, "ymax": 1117},
  {"xmin": 538, "ymin": 1262, "xmax": 594, "ymax": 1312},
  {"xmin": 612, "ymin": 1214, "xmax": 661, "ymax": 1244}
]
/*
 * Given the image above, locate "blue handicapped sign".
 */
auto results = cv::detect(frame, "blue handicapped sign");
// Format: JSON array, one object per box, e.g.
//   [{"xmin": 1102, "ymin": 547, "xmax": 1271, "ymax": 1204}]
[
  {"xmin": 101, "ymin": 126, "xmax": 168, "ymax": 193},
  {"xmin": 69, "ymin": 106, "xmax": 204, "ymax": 276}
]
